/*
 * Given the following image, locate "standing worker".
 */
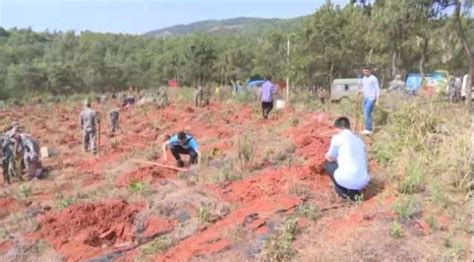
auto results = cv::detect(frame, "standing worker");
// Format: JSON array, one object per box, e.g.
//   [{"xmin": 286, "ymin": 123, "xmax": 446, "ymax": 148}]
[
  {"xmin": 158, "ymin": 87, "xmax": 169, "ymax": 108},
  {"xmin": 317, "ymin": 87, "xmax": 327, "ymax": 104},
  {"xmin": 259, "ymin": 75, "xmax": 277, "ymax": 119},
  {"xmin": 359, "ymin": 65, "xmax": 380, "ymax": 135},
  {"xmin": 162, "ymin": 131, "xmax": 200, "ymax": 168},
  {"xmin": 324, "ymin": 117, "xmax": 370, "ymax": 201},
  {"xmin": 0, "ymin": 135, "xmax": 14, "ymax": 185},
  {"xmin": 193, "ymin": 86, "xmax": 204, "ymax": 107},
  {"xmin": 79, "ymin": 99, "xmax": 100, "ymax": 155},
  {"xmin": 108, "ymin": 107, "xmax": 120, "ymax": 133}
]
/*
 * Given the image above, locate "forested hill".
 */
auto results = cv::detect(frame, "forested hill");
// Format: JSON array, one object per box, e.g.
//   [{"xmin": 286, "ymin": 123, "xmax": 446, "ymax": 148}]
[{"xmin": 143, "ymin": 16, "xmax": 308, "ymax": 37}]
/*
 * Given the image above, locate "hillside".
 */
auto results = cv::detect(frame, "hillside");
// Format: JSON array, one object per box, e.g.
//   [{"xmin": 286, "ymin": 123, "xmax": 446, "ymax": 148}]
[{"xmin": 143, "ymin": 16, "xmax": 308, "ymax": 37}]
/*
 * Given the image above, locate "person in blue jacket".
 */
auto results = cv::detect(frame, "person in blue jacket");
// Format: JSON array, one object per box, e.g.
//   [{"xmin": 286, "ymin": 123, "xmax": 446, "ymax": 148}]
[{"xmin": 162, "ymin": 131, "xmax": 200, "ymax": 167}]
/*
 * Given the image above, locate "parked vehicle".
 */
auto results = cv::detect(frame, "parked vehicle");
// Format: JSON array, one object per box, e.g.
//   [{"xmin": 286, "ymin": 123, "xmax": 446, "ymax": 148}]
[
  {"xmin": 330, "ymin": 78, "xmax": 360, "ymax": 102},
  {"xmin": 405, "ymin": 70, "xmax": 451, "ymax": 94}
]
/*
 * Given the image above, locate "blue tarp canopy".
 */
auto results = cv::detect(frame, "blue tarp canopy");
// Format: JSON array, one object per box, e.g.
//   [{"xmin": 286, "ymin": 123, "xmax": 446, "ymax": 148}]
[{"xmin": 246, "ymin": 79, "xmax": 265, "ymax": 88}]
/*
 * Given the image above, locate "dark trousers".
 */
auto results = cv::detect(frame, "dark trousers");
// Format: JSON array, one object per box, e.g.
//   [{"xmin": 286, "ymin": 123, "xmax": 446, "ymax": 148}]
[
  {"xmin": 324, "ymin": 161, "xmax": 362, "ymax": 201},
  {"xmin": 261, "ymin": 101, "xmax": 273, "ymax": 119},
  {"xmin": 170, "ymin": 145, "xmax": 198, "ymax": 164}
]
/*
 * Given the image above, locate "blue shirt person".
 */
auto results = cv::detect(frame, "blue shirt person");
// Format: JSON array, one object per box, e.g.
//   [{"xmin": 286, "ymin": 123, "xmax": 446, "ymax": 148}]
[
  {"xmin": 162, "ymin": 131, "xmax": 200, "ymax": 167},
  {"xmin": 259, "ymin": 75, "xmax": 278, "ymax": 119}
]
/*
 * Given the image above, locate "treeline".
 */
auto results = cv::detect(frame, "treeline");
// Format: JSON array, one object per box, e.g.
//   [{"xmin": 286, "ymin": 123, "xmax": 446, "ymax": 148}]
[{"xmin": 0, "ymin": 0, "xmax": 472, "ymax": 100}]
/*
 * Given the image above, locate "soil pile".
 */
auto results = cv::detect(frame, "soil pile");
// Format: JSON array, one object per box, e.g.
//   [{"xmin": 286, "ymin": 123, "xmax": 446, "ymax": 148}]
[{"xmin": 32, "ymin": 200, "xmax": 143, "ymax": 261}]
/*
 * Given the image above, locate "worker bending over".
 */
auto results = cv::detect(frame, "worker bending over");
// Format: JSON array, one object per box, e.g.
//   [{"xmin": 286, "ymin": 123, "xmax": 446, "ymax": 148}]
[
  {"xmin": 162, "ymin": 131, "xmax": 200, "ymax": 168},
  {"xmin": 324, "ymin": 117, "xmax": 370, "ymax": 201}
]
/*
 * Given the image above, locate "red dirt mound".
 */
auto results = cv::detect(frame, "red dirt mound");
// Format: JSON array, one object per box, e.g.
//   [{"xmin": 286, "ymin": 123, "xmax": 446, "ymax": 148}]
[
  {"xmin": 115, "ymin": 166, "xmax": 177, "ymax": 187},
  {"xmin": 32, "ymin": 200, "xmax": 143, "ymax": 261},
  {"xmin": 158, "ymin": 197, "xmax": 300, "ymax": 262},
  {"xmin": 0, "ymin": 197, "xmax": 20, "ymax": 219}
]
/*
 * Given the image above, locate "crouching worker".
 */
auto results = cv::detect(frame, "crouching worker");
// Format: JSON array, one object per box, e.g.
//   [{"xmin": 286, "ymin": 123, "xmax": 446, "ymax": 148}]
[
  {"xmin": 324, "ymin": 117, "xmax": 370, "ymax": 201},
  {"xmin": 162, "ymin": 131, "xmax": 200, "ymax": 168},
  {"xmin": 20, "ymin": 134, "xmax": 43, "ymax": 180}
]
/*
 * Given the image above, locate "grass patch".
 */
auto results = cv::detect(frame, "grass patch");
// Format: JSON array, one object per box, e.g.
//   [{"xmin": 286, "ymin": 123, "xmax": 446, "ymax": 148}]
[
  {"xmin": 389, "ymin": 220, "xmax": 404, "ymax": 238},
  {"xmin": 128, "ymin": 181, "xmax": 147, "ymax": 193},
  {"xmin": 232, "ymin": 90, "xmax": 257, "ymax": 104},
  {"xmin": 425, "ymin": 215, "xmax": 439, "ymax": 231},
  {"xmin": 442, "ymin": 239, "xmax": 465, "ymax": 261},
  {"xmin": 263, "ymin": 217, "xmax": 299, "ymax": 262},
  {"xmin": 235, "ymin": 132, "xmax": 256, "ymax": 170},
  {"xmin": 211, "ymin": 160, "xmax": 242, "ymax": 185},
  {"xmin": 55, "ymin": 194, "xmax": 76, "ymax": 209},
  {"xmin": 429, "ymin": 180, "xmax": 448, "ymax": 208},
  {"xmin": 398, "ymin": 163, "xmax": 423, "ymax": 194},
  {"xmin": 295, "ymin": 204, "xmax": 319, "ymax": 221},
  {"xmin": 197, "ymin": 206, "xmax": 210, "ymax": 223},
  {"xmin": 140, "ymin": 236, "xmax": 172, "ymax": 257},
  {"xmin": 19, "ymin": 185, "xmax": 32, "ymax": 198},
  {"xmin": 392, "ymin": 194, "xmax": 419, "ymax": 221},
  {"xmin": 288, "ymin": 182, "xmax": 310, "ymax": 198}
]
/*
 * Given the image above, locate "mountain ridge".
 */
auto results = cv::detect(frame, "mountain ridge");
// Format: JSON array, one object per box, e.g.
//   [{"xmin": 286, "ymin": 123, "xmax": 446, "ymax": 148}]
[{"xmin": 143, "ymin": 16, "xmax": 308, "ymax": 37}]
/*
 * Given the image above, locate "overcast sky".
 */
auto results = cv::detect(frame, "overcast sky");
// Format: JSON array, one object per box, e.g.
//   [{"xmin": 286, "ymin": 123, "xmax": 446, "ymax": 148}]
[{"xmin": 0, "ymin": 0, "xmax": 348, "ymax": 34}]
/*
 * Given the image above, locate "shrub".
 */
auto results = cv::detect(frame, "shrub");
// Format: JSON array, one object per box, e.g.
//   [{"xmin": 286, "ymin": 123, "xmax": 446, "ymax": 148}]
[
  {"xmin": 128, "ymin": 181, "xmax": 147, "ymax": 193},
  {"xmin": 392, "ymin": 195, "xmax": 419, "ymax": 221},
  {"xmin": 197, "ymin": 206, "xmax": 210, "ymax": 223},
  {"xmin": 389, "ymin": 221, "xmax": 404, "ymax": 238},
  {"xmin": 398, "ymin": 163, "xmax": 423, "ymax": 194},
  {"xmin": 263, "ymin": 217, "xmax": 299, "ymax": 262},
  {"xmin": 141, "ymin": 237, "xmax": 172, "ymax": 256}
]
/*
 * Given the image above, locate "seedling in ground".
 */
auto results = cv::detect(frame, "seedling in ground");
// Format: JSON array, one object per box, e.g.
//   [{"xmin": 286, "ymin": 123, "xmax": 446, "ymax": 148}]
[
  {"xmin": 425, "ymin": 215, "xmax": 439, "ymax": 231},
  {"xmin": 392, "ymin": 194, "xmax": 419, "ymax": 221},
  {"xmin": 211, "ymin": 161, "xmax": 241, "ymax": 185},
  {"xmin": 141, "ymin": 236, "xmax": 172, "ymax": 256},
  {"xmin": 19, "ymin": 185, "xmax": 32, "ymax": 198},
  {"xmin": 398, "ymin": 163, "xmax": 423, "ymax": 194},
  {"xmin": 288, "ymin": 182, "xmax": 310, "ymax": 198},
  {"xmin": 128, "ymin": 181, "xmax": 147, "ymax": 193},
  {"xmin": 429, "ymin": 180, "xmax": 448, "ymax": 208},
  {"xmin": 111, "ymin": 139, "xmax": 119, "ymax": 150},
  {"xmin": 389, "ymin": 221, "xmax": 404, "ymax": 238},
  {"xmin": 354, "ymin": 193, "xmax": 364, "ymax": 205},
  {"xmin": 263, "ymin": 217, "xmax": 299, "ymax": 262},
  {"xmin": 236, "ymin": 133, "xmax": 256, "ymax": 169},
  {"xmin": 296, "ymin": 204, "xmax": 319, "ymax": 221},
  {"xmin": 197, "ymin": 206, "xmax": 210, "ymax": 223},
  {"xmin": 56, "ymin": 194, "xmax": 75, "ymax": 209}
]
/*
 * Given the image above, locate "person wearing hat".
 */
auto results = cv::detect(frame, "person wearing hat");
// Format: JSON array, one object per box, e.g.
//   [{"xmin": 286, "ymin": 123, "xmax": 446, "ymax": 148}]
[{"xmin": 79, "ymin": 99, "xmax": 100, "ymax": 154}]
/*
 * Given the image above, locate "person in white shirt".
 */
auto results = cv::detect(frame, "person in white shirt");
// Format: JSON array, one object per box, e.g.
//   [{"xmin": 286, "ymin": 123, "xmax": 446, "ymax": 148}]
[
  {"xmin": 359, "ymin": 65, "xmax": 380, "ymax": 135},
  {"xmin": 324, "ymin": 117, "xmax": 370, "ymax": 200}
]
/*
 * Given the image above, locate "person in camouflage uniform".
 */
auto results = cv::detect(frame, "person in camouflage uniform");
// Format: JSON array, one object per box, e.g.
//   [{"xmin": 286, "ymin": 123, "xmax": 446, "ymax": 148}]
[
  {"xmin": 19, "ymin": 134, "xmax": 43, "ymax": 180},
  {"xmin": 193, "ymin": 86, "xmax": 204, "ymax": 107},
  {"xmin": 158, "ymin": 87, "xmax": 169, "ymax": 108},
  {"xmin": 79, "ymin": 100, "xmax": 100, "ymax": 154},
  {"xmin": 108, "ymin": 107, "xmax": 120, "ymax": 133}
]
